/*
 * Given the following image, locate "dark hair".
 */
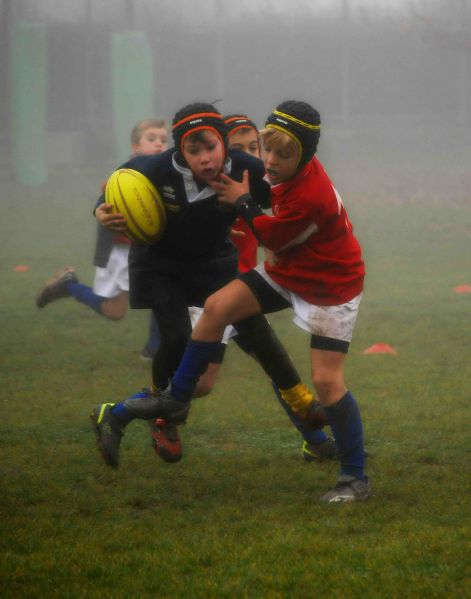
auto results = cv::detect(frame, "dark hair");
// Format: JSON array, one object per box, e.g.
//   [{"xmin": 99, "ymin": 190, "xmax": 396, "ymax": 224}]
[{"xmin": 184, "ymin": 130, "xmax": 214, "ymax": 145}]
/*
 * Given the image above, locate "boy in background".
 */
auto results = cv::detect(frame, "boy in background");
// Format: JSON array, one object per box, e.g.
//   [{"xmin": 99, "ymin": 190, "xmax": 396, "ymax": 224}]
[
  {"xmin": 36, "ymin": 119, "xmax": 168, "ymax": 357},
  {"xmin": 225, "ymin": 114, "xmax": 260, "ymax": 273}
]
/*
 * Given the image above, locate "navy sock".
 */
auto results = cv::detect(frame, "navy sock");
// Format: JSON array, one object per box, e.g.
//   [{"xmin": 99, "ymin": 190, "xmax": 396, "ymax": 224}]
[
  {"xmin": 111, "ymin": 403, "xmax": 135, "ymax": 426},
  {"xmin": 170, "ymin": 340, "xmax": 221, "ymax": 402},
  {"xmin": 67, "ymin": 282, "xmax": 105, "ymax": 315},
  {"xmin": 272, "ymin": 382, "xmax": 329, "ymax": 444},
  {"xmin": 323, "ymin": 391, "xmax": 365, "ymax": 480}
]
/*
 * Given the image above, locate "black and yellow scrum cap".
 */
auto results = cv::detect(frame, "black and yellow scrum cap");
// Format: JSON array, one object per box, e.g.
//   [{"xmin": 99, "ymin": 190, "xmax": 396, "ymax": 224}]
[{"xmin": 265, "ymin": 100, "xmax": 321, "ymax": 167}]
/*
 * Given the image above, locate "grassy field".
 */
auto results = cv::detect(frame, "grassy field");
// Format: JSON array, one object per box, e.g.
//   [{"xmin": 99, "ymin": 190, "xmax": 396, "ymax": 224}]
[{"xmin": 1, "ymin": 141, "xmax": 470, "ymax": 598}]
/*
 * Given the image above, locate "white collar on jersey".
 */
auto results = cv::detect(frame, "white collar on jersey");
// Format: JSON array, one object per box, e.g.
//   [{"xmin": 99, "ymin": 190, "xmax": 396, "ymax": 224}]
[{"xmin": 172, "ymin": 153, "xmax": 232, "ymax": 204}]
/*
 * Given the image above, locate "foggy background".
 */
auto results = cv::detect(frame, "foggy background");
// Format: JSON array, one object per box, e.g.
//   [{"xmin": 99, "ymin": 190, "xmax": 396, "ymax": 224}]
[{"xmin": 0, "ymin": 0, "xmax": 470, "ymax": 186}]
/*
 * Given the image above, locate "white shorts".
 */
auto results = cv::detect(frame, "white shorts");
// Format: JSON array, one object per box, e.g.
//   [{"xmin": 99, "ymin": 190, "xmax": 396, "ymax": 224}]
[
  {"xmin": 254, "ymin": 263, "xmax": 362, "ymax": 343},
  {"xmin": 188, "ymin": 306, "xmax": 234, "ymax": 345},
  {"xmin": 93, "ymin": 245, "xmax": 130, "ymax": 298}
]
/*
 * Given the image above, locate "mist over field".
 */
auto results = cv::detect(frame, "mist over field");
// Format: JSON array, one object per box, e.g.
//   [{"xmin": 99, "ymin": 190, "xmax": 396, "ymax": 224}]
[
  {"xmin": 1, "ymin": 0, "xmax": 470, "ymax": 173},
  {"xmin": 1, "ymin": 0, "xmax": 469, "ymax": 272}
]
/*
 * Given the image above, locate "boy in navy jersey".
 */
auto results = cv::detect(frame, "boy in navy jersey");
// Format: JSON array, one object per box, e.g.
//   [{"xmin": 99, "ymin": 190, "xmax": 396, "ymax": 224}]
[
  {"xmin": 90, "ymin": 102, "xmax": 326, "ymax": 468},
  {"xmin": 136, "ymin": 101, "xmax": 369, "ymax": 503}
]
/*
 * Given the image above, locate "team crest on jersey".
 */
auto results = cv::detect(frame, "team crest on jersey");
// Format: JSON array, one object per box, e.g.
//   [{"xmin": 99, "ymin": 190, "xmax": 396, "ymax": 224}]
[
  {"xmin": 162, "ymin": 185, "xmax": 176, "ymax": 200},
  {"xmin": 162, "ymin": 186, "xmax": 180, "ymax": 211}
]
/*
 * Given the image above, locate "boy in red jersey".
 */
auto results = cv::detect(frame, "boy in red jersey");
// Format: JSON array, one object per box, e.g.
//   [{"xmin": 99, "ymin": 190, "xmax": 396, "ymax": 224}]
[
  {"xmin": 152, "ymin": 100, "xmax": 369, "ymax": 503},
  {"xmin": 225, "ymin": 112, "xmax": 337, "ymax": 461}
]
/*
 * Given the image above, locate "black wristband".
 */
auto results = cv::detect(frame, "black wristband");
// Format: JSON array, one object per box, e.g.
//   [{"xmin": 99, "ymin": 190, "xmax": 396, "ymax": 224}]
[
  {"xmin": 235, "ymin": 193, "xmax": 264, "ymax": 222},
  {"xmin": 234, "ymin": 193, "xmax": 253, "ymax": 211}
]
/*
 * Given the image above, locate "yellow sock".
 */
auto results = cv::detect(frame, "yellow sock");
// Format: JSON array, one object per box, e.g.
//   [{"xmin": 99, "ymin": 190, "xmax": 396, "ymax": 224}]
[{"xmin": 280, "ymin": 383, "xmax": 314, "ymax": 416}]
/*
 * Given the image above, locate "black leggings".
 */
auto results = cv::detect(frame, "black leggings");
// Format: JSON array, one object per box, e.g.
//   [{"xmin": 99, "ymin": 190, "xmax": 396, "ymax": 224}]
[
  {"xmin": 234, "ymin": 315, "xmax": 300, "ymax": 390},
  {"xmin": 150, "ymin": 281, "xmax": 192, "ymax": 390},
  {"xmin": 149, "ymin": 270, "xmax": 302, "ymax": 392}
]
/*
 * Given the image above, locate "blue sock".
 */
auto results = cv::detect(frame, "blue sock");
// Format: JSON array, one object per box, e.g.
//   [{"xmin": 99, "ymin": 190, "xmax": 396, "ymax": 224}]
[
  {"xmin": 146, "ymin": 313, "xmax": 161, "ymax": 352},
  {"xmin": 171, "ymin": 340, "xmax": 221, "ymax": 402},
  {"xmin": 272, "ymin": 382, "xmax": 329, "ymax": 444},
  {"xmin": 67, "ymin": 282, "xmax": 105, "ymax": 315},
  {"xmin": 323, "ymin": 391, "xmax": 366, "ymax": 481},
  {"xmin": 111, "ymin": 403, "xmax": 135, "ymax": 426},
  {"xmin": 111, "ymin": 389, "xmax": 155, "ymax": 426}
]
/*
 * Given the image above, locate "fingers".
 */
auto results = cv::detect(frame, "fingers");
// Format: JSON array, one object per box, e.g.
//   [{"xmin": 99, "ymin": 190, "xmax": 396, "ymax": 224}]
[
  {"xmin": 217, "ymin": 172, "xmax": 232, "ymax": 184},
  {"xmin": 211, "ymin": 169, "xmax": 250, "ymax": 205},
  {"xmin": 105, "ymin": 214, "xmax": 127, "ymax": 229},
  {"xmin": 209, "ymin": 180, "xmax": 225, "ymax": 193},
  {"xmin": 96, "ymin": 203, "xmax": 112, "ymax": 215},
  {"xmin": 219, "ymin": 170, "xmax": 249, "ymax": 186},
  {"xmin": 110, "ymin": 224, "xmax": 129, "ymax": 233},
  {"xmin": 104, "ymin": 212, "xmax": 125, "ymax": 222},
  {"xmin": 96, "ymin": 203, "xmax": 127, "ymax": 231}
]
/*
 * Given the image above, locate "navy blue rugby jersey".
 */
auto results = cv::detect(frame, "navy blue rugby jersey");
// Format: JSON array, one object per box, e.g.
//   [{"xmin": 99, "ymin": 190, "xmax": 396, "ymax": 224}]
[{"xmin": 97, "ymin": 148, "xmax": 270, "ymax": 261}]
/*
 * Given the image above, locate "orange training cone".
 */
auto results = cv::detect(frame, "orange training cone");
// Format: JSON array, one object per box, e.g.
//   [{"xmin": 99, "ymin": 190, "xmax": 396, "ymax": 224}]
[
  {"xmin": 363, "ymin": 343, "xmax": 398, "ymax": 355},
  {"xmin": 454, "ymin": 284, "xmax": 471, "ymax": 294},
  {"xmin": 14, "ymin": 265, "xmax": 30, "ymax": 272}
]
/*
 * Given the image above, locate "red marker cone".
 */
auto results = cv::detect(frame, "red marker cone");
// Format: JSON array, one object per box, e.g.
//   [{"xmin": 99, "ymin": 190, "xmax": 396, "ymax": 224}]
[
  {"xmin": 454, "ymin": 284, "xmax": 471, "ymax": 294},
  {"xmin": 14, "ymin": 265, "xmax": 30, "ymax": 272},
  {"xmin": 363, "ymin": 343, "xmax": 397, "ymax": 355}
]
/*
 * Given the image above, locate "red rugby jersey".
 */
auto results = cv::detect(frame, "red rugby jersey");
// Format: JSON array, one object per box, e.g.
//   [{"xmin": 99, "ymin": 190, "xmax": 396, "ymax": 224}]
[
  {"xmin": 252, "ymin": 157, "xmax": 365, "ymax": 305},
  {"xmin": 230, "ymin": 217, "xmax": 258, "ymax": 273}
]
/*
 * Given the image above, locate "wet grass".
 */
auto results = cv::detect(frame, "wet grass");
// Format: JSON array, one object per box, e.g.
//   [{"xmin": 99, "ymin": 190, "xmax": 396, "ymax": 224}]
[{"xmin": 0, "ymin": 154, "xmax": 470, "ymax": 598}]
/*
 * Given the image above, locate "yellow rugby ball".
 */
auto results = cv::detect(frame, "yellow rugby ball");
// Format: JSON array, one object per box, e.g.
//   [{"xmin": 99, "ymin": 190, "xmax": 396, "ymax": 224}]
[{"xmin": 105, "ymin": 168, "xmax": 166, "ymax": 244}]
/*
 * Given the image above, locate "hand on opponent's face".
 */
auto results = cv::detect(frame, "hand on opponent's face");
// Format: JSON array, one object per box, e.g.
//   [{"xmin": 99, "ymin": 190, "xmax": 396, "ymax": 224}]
[
  {"xmin": 210, "ymin": 169, "xmax": 250, "ymax": 205},
  {"xmin": 95, "ymin": 203, "xmax": 128, "ymax": 233}
]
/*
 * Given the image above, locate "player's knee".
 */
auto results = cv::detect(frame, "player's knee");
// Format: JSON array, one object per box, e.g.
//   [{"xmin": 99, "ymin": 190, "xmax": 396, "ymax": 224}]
[
  {"xmin": 101, "ymin": 303, "xmax": 127, "ymax": 320},
  {"xmin": 203, "ymin": 294, "xmax": 231, "ymax": 326},
  {"xmin": 100, "ymin": 293, "xmax": 128, "ymax": 320},
  {"xmin": 312, "ymin": 371, "xmax": 344, "ymax": 401},
  {"xmin": 105, "ymin": 311, "xmax": 126, "ymax": 321}
]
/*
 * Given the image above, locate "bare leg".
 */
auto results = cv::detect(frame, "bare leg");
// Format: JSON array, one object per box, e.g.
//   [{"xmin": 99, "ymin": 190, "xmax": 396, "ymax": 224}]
[{"xmin": 100, "ymin": 291, "xmax": 129, "ymax": 320}]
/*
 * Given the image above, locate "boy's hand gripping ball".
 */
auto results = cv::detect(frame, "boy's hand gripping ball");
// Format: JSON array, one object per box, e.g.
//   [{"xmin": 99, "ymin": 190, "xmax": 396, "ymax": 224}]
[{"xmin": 105, "ymin": 168, "xmax": 167, "ymax": 244}]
